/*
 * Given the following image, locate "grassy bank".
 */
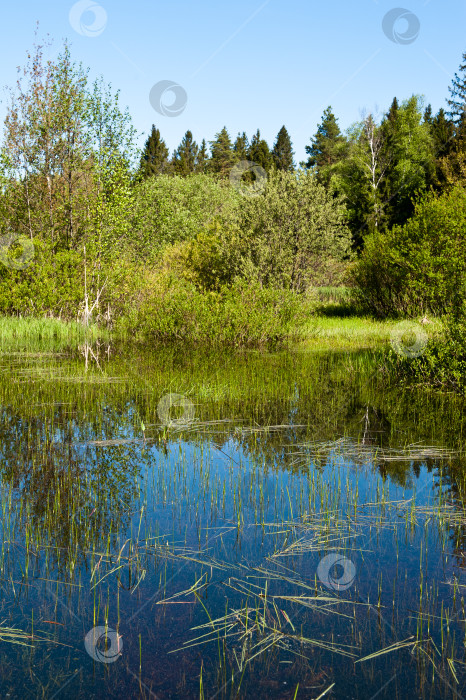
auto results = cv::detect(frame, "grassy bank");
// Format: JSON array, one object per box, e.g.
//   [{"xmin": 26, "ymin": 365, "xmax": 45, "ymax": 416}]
[
  {"xmin": 0, "ymin": 316, "xmax": 105, "ymax": 352},
  {"xmin": 301, "ymin": 315, "xmax": 443, "ymax": 351},
  {"xmin": 301, "ymin": 315, "xmax": 395, "ymax": 350},
  {"xmin": 0, "ymin": 307, "xmax": 443, "ymax": 355}
]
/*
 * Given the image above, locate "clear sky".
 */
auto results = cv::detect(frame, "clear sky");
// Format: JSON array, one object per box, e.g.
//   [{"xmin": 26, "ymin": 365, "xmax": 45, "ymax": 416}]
[{"xmin": 1, "ymin": 0, "xmax": 465, "ymax": 162}]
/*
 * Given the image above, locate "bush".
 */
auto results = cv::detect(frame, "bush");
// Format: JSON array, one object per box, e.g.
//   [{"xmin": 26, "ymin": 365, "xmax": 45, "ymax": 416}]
[
  {"xmin": 388, "ymin": 313, "xmax": 466, "ymax": 393},
  {"xmin": 0, "ymin": 238, "xmax": 141, "ymax": 326},
  {"xmin": 130, "ymin": 174, "xmax": 240, "ymax": 259},
  {"xmin": 159, "ymin": 218, "xmax": 244, "ymax": 291},
  {"xmin": 353, "ymin": 185, "xmax": 466, "ymax": 317},
  {"xmin": 0, "ymin": 240, "xmax": 86, "ymax": 317},
  {"xmin": 116, "ymin": 273, "xmax": 314, "ymax": 347},
  {"xmin": 236, "ymin": 169, "xmax": 352, "ymax": 292}
]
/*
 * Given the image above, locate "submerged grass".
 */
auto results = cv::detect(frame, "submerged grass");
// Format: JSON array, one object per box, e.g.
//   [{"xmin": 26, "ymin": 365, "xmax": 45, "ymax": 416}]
[{"xmin": 0, "ymin": 343, "xmax": 464, "ymax": 697}]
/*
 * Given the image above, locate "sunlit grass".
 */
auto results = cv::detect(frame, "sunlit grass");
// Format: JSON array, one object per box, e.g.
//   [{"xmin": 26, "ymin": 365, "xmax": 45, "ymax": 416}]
[
  {"xmin": 299, "ymin": 314, "xmax": 443, "ymax": 351},
  {"xmin": 0, "ymin": 316, "xmax": 107, "ymax": 351},
  {"xmin": 300, "ymin": 316, "xmax": 395, "ymax": 349}
]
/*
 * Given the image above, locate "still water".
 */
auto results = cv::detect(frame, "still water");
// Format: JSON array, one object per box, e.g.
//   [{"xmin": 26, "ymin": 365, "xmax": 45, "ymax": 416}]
[{"xmin": 0, "ymin": 343, "xmax": 465, "ymax": 699}]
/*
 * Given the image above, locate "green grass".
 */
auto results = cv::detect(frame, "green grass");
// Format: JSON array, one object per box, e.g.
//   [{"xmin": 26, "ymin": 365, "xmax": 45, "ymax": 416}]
[
  {"xmin": 0, "ymin": 310, "xmax": 442, "ymax": 356},
  {"xmin": 299, "ymin": 314, "xmax": 442, "ymax": 351},
  {"xmin": 0, "ymin": 316, "xmax": 107, "ymax": 351},
  {"xmin": 311, "ymin": 286, "xmax": 352, "ymax": 305}
]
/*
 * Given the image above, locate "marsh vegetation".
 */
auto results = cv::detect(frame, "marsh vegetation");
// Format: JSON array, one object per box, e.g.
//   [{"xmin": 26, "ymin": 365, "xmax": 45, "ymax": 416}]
[
  {"xmin": 0, "ymin": 338, "xmax": 465, "ymax": 698},
  {"xmin": 0, "ymin": 34, "xmax": 466, "ymax": 699}
]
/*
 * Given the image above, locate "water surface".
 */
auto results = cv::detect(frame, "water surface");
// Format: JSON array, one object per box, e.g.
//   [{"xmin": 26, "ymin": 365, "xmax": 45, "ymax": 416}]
[{"xmin": 0, "ymin": 344, "xmax": 465, "ymax": 699}]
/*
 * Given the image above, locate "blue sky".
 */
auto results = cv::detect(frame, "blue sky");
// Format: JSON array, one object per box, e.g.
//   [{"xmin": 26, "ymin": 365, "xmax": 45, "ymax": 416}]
[{"xmin": 0, "ymin": 0, "xmax": 465, "ymax": 161}]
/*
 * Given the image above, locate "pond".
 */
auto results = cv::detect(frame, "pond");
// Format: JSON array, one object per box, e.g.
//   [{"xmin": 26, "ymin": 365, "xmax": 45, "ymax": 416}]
[{"xmin": 0, "ymin": 343, "xmax": 465, "ymax": 699}]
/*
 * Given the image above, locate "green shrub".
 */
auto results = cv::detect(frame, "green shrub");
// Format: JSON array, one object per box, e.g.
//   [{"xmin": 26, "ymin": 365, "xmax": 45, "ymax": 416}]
[
  {"xmin": 236, "ymin": 169, "xmax": 352, "ymax": 292},
  {"xmin": 387, "ymin": 312, "xmax": 466, "ymax": 393},
  {"xmin": 130, "ymin": 174, "xmax": 240, "ymax": 258},
  {"xmin": 116, "ymin": 273, "xmax": 313, "ymax": 347},
  {"xmin": 159, "ymin": 218, "xmax": 244, "ymax": 292},
  {"xmin": 0, "ymin": 238, "xmax": 141, "ymax": 326},
  {"xmin": 353, "ymin": 185, "xmax": 466, "ymax": 317},
  {"xmin": 0, "ymin": 239, "xmax": 86, "ymax": 317}
]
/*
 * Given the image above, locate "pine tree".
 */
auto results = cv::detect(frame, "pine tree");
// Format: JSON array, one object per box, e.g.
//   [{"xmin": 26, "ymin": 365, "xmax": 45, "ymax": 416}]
[
  {"xmin": 304, "ymin": 107, "xmax": 346, "ymax": 186},
  {"xmin": 209, "ymin": 127, "xmax": 235, "ymax": 177},
  {"xmin": 448, "ymin": 51, "xmax": 466, "ymax": 122},
  {"xmin": 138, "ymin": 125, "xmax": 169, "ymax": 179},
  {"xmin": 172, "ymin": 130, "xmax": 198, "ymax": 176},
  {"xmin": 247, "ymin": 129, "xmax": 273, "ymax": 171},
  {"xmin": 195, "ymin": 138, "xmax": 209, "ymax": 173},
  {"xmin": 272, "ymin": 126, "xmax": 294, "ymax": 172},
  {"xmin": 233, "ymin": 132, "xmax": 249, "ymax": 161}
]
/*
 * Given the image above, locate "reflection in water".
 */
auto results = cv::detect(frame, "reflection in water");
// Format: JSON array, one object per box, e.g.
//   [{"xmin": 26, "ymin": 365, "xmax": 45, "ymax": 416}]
[{"xmin": 0, "ymin": 345, "xmax": 465, "ymax": 698}]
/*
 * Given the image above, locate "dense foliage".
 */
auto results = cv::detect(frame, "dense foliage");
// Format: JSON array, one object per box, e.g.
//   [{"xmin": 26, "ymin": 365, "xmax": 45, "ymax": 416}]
[
  {"xmin": 353, "ymin": 185, "xmax": 466, "ymax": 317},
  {"xmin": 1, "ymin": 38, "xmax": 466, "ymax": 366},
  {"xmin": 387, "ymin": 312, "xmax": 466, "ymax": 394}
]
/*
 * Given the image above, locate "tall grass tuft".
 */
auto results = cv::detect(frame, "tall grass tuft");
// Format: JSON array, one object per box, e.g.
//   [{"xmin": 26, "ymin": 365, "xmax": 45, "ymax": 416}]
[{"xmin": 0, "ymin": 316, "xmax": 105, "ymax": 351}]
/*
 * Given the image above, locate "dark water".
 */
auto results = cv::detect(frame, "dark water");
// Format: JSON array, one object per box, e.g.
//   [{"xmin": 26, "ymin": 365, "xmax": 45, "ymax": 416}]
[{"xmin": 0, "ymin": 343, "xmax": 465, "ymax": 699}]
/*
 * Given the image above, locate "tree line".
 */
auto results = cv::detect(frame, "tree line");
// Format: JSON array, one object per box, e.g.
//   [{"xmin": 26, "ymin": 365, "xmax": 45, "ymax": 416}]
[
  {"xmin": 139, "ymin": 55, "xmax": 466, "ymax": 250},
  {"xmin": 138, "ymin": 125, "xmax": 295, "ymax": 179},
  {"xmin": 1, "ymin": 36, "xmax": 466, "ymax": 353}
]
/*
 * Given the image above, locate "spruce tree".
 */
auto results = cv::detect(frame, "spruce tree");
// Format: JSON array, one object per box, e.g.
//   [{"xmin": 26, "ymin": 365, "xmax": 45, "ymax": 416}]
[
  {"xmin": 431, "ymin": 109, "xmax": 455, "ymax": 158},
  {"xmin": 247, "ymin": 129, "xmax": 273, "ymax": 171},
  {"xmin": 448, "ymin": 51, "xmax": 466, "ymax": 121},
  {"xmin": 379, "ymin": 97, "xmax": 400, "ymax": 192},
  {"xmin": 138, "ymin": 125, "xmax": 169, "ymax": 179},
  {"xmin": 423, "ymin": 104, "xmax": 433, "ymax": 124},
  {"xmin": 209, "ymin": 127, "xmax": 235, "ymax": 177},
  {"xmin": 195, "ymin": 138, "xmax": 209, "ymax": 173},
  {"xmin": 272, "ymin": 126, "xmax": 295, "ymax": 172},
  {"xmin": 172, "ymin": 130, "xmax": 198, "ymax": 176},
  {"xmin": 233, "ymin": 132, "xmax": 249, "ymax": 161},
  {"xmin": 383, "ymin": 98, "xmax": 399, "ymax": 143},
  {"xmin": 386, "ymin": 97, "xmax": 399, "ymax": 120},
  {"xmin": 429, "ymin": 108, "xmax": 455, "ymax": 188},
  {"xmin": 446, "ymin": 54, "xmax": 466, "ymax": 182},
  {"xmin": 304, "ymin": 107, "xmax": 346, "ymax": 186},
  {"xmin": 438, "ymin": 111, "xmax": 466, "ymax": 185}
]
